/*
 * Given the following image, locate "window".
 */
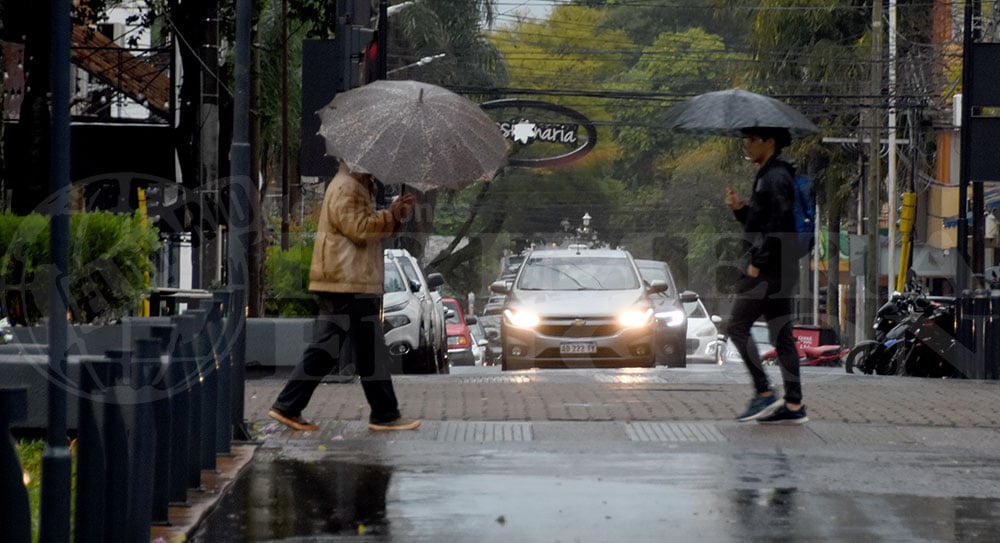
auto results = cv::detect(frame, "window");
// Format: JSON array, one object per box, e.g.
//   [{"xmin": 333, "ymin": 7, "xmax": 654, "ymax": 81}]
[
  {"xmin": 383, "ymin": 262, "xmax": 406, "ymax": 293},
  {"xmin": 518, "ymin": 257, "xmax": 639, "ymax": 291}
]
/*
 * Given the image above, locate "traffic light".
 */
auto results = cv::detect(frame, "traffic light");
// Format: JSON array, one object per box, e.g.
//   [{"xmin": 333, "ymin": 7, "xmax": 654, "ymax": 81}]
[
  {"xmin": 334, "ymin": 24, "xmax": 374, "ymax": 92},
  {"xmin": 818, "ymin": 286, "xmax": 829, "ymax": 315}
]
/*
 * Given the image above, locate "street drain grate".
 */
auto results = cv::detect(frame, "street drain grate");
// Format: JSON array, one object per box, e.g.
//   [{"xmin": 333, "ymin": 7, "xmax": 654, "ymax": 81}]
[
  {"xmin": 436, "ymin": 421, "xmax": 533, "ymax": 442},
  {"xmin": 625, "ymin": 421, "xmax": 726, "ymax": 443},
  {"xmin": 458, "ymin": 376, "xmax": 532, "ymax": 384}
]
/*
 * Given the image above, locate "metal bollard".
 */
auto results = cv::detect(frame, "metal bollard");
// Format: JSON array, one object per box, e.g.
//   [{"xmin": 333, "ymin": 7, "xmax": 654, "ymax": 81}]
[
  {"xmin": 990, "ymin": 288, "xmax": 1000, "ymax": 380},
  {"xmin": 954, "ymin": 290, "xmax": 975, "ymax": 379},
  {"xmin": 126, "ymin": 339, "xmax": 161, "ymax": 542},
  {"xmin": 211, "ymin": 291, "xmax": 233, "ymax": 453},
  {"xmin": 147, "ymin": 325, "xmax": 174, "ymax": 523},
  {"xmin": 176, "ymin": 312, "xmax": 204, "ymax": 489},
  {"xmin": 75, "ymin": 358, "xmax": 114, "ymax": 543},
  {"xmin": 0, "ymin": 387, "xmax": 30, "ymax": 543},
  {"xmin": 190, "ymin": 307, "xmax": 218, "ymax": 472},
  {"xmin": 972, "ymin": 290, "xmax": 989, "ymax": 380},
  {"xmin": 103, "ymin": 352, "xmax": 130, "ymax": 543},
  {"xmin": 167, "ymin": 316, "xmax": 193, "ymax": 504}
]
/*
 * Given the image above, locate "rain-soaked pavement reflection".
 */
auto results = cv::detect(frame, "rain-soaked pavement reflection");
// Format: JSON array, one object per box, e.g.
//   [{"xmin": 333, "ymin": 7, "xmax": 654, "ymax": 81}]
[{"xmin": 194, "ymin": 451, "xmax": 1000, "ymax": 542}]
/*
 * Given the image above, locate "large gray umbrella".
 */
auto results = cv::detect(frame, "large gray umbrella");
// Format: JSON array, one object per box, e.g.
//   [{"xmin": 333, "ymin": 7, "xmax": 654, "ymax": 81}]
[
  {"xmin": 664, "ymin": 88, "xmax": 819, "ymax": 138},
  {"xmin": 318, "ymin": 80, "xmax": 509, "ymax": 191}
]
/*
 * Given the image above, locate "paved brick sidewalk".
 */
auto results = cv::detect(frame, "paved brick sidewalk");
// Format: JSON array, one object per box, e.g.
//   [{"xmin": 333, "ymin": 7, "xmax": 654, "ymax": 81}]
[{"xmin": 244, "ymin": 365, "xmax": 1000, "ymax": 429}]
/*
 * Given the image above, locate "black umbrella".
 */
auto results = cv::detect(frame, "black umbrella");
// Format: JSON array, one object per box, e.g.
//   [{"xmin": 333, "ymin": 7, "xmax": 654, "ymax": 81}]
[{"xmin": 664, "ymin": 88, "xmax": 819, "ymax": 138}]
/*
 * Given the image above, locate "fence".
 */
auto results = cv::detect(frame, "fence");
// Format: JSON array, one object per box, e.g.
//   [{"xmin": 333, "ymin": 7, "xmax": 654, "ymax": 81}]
[
  {"xmin": 1, "ymin": 291, "xmax": 237, "ymax": 542},
  {"xmin": 953, "ymin": 287, "xmax": 1000, "ymax": 380}
]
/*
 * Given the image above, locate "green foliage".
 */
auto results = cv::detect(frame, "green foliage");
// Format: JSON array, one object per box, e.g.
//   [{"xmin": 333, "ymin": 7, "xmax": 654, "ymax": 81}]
[
  {"xmin": 264, "ymin": 220, "xmax": 317, "ymax": 316},
  {"xmin": 16, "ymin": 439, "xmax": 77, "ymax": 542},
  {"xmin": 0, "ymin": 212, "xmax": 159, "ymax": 324}
]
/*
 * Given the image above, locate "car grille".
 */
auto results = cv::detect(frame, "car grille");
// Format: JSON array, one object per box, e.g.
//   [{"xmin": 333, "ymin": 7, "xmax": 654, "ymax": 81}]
[{"xmin": 535, "ymin": 318, "xmax": 622, "ymax": 338}]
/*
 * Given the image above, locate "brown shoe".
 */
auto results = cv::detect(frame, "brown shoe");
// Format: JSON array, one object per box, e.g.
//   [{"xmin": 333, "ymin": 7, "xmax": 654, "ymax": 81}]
[
  {"xmin": 268, "ymin": 408, "xmax": 319, "ymax": 431},
  {"xmin": 368, "ymin": 417, "xmax": 421, "ymax": 431}
]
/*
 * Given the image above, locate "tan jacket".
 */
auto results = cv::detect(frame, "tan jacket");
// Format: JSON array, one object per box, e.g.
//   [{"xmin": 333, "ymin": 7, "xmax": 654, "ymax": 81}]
[{"xmin": 309, "ymin": 165, "xmax": 397, "ymax": 294}]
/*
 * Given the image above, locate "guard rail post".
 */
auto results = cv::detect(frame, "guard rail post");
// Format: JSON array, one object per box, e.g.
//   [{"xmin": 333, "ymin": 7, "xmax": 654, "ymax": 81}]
[
  {"xmin": 972, "ymin": 289, "xmax": 989, "ymax": 380},
  {"xmin": 989, "ymin": 288, "xmax": 1000, "ymax": 380},
  {"xmin": 126, "ymin": 339, "xmax": 161, "ymax": 542},
  {"xmin": 168, "ymin": 312, "xmax": 198, "ymax": 496},
  {"xmin": 0, "ymin": 387, "xmax": 30, "ymax": 543},
  {"xmin": 148, "ymin": 325, "xmax": 174, "ymax": 523},
  {"xmin": 74, "ymin": 358, "xmax": 115, "ymax": 543},
  {"xmin": 187, "ymin": 308, "xmax": 218, "ymax": 472},
  {"xmin": 103, "ymin": 351, "xmax": 130, "ymax": 543},
  {"xmin": 954, "ymin": 290, "xmax": 975, "ymax": 378},
  {"xmin": 211, "ymin": 291, "xmax": 233, "ymax": 453}
]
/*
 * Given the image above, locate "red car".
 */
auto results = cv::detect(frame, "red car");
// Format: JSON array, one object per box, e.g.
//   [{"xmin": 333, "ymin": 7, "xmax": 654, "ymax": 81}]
[{"xmin": 442, "ymin": 298, "xmax": 476, "ymax": 366}]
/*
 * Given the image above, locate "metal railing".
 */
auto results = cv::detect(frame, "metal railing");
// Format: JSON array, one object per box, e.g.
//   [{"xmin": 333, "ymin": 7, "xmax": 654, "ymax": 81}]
[{"xmin": 2, "ymin": 291, "xmax": 239, "ymax": 542}]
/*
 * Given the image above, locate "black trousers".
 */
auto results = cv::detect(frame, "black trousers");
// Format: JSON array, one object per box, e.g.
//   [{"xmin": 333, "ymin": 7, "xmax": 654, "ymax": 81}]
[
  {"xmin": 272, "ymin": 293, "xmax": 402, "ymax": 424},
  {"xmin": 726, "ymin": 275, "xmax": 803, "ymax": 405}
]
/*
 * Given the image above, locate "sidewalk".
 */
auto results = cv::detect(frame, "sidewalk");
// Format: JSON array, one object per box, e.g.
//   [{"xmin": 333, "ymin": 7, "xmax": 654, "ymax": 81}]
[{"xmin": 187, "ymin": 365, "xmax": 1000, "ymax": 542}]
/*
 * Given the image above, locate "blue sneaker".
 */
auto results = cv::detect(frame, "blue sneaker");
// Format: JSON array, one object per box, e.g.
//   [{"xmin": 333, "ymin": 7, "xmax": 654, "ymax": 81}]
[
  {"xmin": 736, "ymin": 395, "xmax": 783, "ymax": 422},
  {"xmin": 758, "ymin": 405, "xmax": 809, "ymax": 425}
]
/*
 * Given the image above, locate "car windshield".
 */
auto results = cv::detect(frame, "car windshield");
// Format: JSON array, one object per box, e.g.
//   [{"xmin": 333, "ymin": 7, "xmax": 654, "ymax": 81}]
[
  {"xmin": 443, "ymin": 300, "xmax": 461, "ymax": 324},
  {"xmin": 396, "ymin": 258, "xmax": 420, "ymax": 288},
  {"xmin": 517, "ymin": 256, "xmax": 639, "ymax": 291},
  {"xmin": 683, "ymin": 300, "xmax": 708, "ymax": 318},
  {"xmin": 383, "ymin": 262, "xmax": 407, "ymax": 293}
]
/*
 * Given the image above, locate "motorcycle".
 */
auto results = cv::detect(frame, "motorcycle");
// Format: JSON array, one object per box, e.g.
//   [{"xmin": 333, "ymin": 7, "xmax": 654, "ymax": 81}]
[
  {"xmin": 845, "ymin": 279, "xmax": 955, "ymax": 376},
  {"xmin": 890, "ymin": 297, "xmax": 957, "ymax": 378}
]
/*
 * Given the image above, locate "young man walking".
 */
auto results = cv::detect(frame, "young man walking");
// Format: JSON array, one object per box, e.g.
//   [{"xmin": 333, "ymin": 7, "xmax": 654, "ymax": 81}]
[
  {"xmin": 268, "ymin": 161, "xmax": 421, "ymax": 432},
  {"xmin": 725, "ymin": 127, "xmax": 808, "ymax": 425}
]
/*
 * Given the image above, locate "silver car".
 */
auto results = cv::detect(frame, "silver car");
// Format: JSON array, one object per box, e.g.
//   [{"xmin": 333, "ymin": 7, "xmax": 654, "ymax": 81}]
[{"xmin": 490, "ymin": 248, "xmax": 667, "ymax": 371}]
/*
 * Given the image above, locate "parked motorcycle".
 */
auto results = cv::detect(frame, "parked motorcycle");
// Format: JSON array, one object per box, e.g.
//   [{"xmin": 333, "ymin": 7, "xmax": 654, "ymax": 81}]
[{"xmin": 845, "ymin": 278, "xmax": 956, "ymax": 376}]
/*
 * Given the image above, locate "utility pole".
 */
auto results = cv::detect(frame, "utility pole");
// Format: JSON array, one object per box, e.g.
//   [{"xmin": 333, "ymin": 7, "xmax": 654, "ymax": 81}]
[
  {"xmin": 886, "ymin": 0, "xmax": 898, "ymax": 297},
  {"xmin": 864, "ymin": 3, "xmax": 883, "ymax": 338},
  {"xmin": 280, "ymin": 0, "xmax": 290, "ymax": 250}
]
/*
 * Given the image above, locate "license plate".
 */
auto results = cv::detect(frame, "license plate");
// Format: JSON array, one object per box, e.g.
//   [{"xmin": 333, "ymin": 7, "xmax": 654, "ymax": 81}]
[{"xmin": 560, "ymin": 342, "xmax": 597, "ymax": 354}]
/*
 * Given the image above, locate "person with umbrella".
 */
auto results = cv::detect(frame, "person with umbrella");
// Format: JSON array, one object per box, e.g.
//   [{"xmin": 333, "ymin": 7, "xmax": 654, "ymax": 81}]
[
  {"xmin": 725, "ymin": 127, "xmax": 808, "ymax": 425},
  {"xmin": 268, "ymin": 159, "xmax": 421, "ymax": 432}
]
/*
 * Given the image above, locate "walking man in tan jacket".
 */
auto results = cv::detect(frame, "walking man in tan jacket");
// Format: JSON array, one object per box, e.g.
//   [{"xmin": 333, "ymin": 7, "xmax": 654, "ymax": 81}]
[{"xmin": 269, "ymin": 161, "xmax": 420, "ymax": 431}]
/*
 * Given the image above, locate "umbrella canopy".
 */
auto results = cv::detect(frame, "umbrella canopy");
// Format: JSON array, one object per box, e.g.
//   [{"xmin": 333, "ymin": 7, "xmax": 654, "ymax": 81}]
[
  {"xmin": 318, "ymin": 80, "xmax": 509, "ymax": 191},
  {"xmin": 663, "ymin": 88, "xmax": 819, "ymax": 138}
]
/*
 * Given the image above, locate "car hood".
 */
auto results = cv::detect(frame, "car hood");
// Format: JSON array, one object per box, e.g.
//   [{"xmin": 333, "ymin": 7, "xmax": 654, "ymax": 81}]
[
  {"xmin": 510, "ymin": 290, "xmax": 650, "ymax": 317},
  {"xmin": 383, "ymin": 291, "xmax": 411, "ymax": 310}
]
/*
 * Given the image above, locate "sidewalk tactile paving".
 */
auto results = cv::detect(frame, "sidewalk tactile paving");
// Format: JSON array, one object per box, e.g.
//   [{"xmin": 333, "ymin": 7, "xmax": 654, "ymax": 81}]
[
  {"xmin": 594, "ymin": 374, "xmax": 670, "ymax": 384},
  {"xmin": 458, "ymin": 376, "xmax": 533, "ymax": 384},
  {"xmin": 625, "ymin": 421, "xmax": 726, "ymax": 442},
  {"xmin": 435, "ymin": 421, "xmax": 533, "ymax": 442}
]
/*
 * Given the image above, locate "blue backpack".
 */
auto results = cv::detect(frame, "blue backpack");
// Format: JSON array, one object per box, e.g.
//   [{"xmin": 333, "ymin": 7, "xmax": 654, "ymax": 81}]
[{"xmin": 792, "ymin": 174, "xmax": 816, "ymax": 257}]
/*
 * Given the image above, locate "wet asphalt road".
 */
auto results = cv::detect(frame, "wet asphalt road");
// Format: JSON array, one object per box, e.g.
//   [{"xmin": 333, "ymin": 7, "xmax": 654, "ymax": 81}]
[{"xmin": 192, "ymin": 364, "xmax": 1000, "ymax": 542}]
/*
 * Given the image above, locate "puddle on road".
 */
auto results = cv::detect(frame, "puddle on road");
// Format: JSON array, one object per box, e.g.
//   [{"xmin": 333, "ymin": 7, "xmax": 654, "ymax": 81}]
[
  {"xmin": 192, "ymin": 457, "xmax": 392, "ymax": 541},
  {"xmin": 194, "ymin": 455, "xmax": 1000, "ymax": 542}
]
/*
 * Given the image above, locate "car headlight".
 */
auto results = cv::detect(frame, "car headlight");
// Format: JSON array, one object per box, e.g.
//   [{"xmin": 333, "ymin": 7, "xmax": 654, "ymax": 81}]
[
  {"xmin": 504, "ymin": 308, "xmax": 540, "ymax": 329},
  {"xmin": 383, "ymin": 299, "xmax": 409, "ymax": 313},
  {"xmin": 383, "ymin": 314, "xmax": 411, "ymax": 333},
  {"xmin": 654, "ymin": 309, "xmax": 685, "ymax": 327},
  {"xmin": 619, "ymin": 308, "xmax": 654, "ymax": 328}
]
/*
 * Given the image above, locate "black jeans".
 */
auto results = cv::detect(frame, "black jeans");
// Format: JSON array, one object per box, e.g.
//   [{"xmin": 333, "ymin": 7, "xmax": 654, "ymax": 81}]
[
  {"xmin": 726, "ymin": 275, "xmax": 802, "ymax": 405},
  {"xmin": 272, "ymin": 293, "xmax": 402, "ymax": 424}
]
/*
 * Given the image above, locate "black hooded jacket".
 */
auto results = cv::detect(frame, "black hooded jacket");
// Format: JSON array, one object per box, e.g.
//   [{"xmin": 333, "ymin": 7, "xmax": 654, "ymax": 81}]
[{"xmin": 732, "ymin": 156, "xmax": 798, "ymax": 282}]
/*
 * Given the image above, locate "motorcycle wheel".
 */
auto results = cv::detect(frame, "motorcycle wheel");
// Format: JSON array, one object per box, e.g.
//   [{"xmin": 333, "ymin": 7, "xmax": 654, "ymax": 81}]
[{"xmin": 845, "ymin": 340, "xmax": 880, "ymax": 375}]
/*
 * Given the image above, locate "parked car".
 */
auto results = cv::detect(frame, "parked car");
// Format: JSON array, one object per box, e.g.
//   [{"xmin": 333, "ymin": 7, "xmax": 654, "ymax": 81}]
[
  {"xmin": 491, "ymin": 248, "xmax": 666, "ymax": 371},
  {"xmin": 481, "ymin": 294, "xmax": 506, "ymax": 317},
  {"xmin": 720, "ymin": 321, "xmax": 773, "ymax": 365},
  {"xmin": 383, "ymin": 249, "xmax": 448, "ymax": 374},
  {"xmin": 683, "ymin": 297, "xmax": 721, "ymax": 364},
  {"xmin": 442, "ymin": 297, "xmax": 477, "ymax": 366},
  {"xmin": 634, "ymin": 259, "xmax": 698, "ymax": 368},
  {"xmin": 467, "ymin": 319, "xmax": 495, "ymax": 366}
]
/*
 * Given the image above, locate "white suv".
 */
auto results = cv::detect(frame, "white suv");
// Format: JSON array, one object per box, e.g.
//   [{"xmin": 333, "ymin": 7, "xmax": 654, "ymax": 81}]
[{"xmin": 383, "ymin": 248, "xmax": 448, "ymax": 374}]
